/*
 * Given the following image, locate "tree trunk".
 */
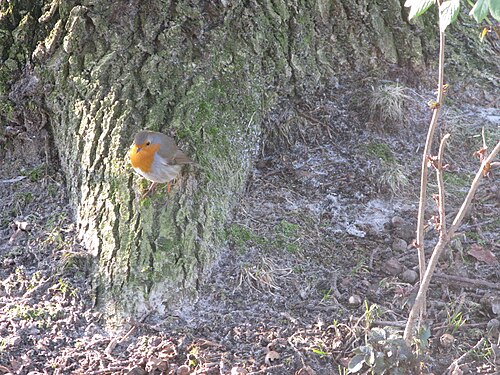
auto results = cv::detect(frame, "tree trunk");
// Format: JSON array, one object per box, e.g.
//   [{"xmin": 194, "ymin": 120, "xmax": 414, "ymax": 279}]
[{"xmin": 1, "ymin": 0, "xmax": 495, "ymax": 324}]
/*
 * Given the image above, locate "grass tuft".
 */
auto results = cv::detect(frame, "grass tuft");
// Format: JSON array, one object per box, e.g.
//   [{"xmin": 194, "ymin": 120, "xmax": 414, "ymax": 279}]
[{"xmin": 369, "ymin": 83, "xmax": 411, "ymax": 129}]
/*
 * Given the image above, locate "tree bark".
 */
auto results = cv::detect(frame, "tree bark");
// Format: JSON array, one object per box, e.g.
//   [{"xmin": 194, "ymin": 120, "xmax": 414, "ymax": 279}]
[{"xmin": 1, "ymin": 0, "xmax": 496, "ymax": 324}]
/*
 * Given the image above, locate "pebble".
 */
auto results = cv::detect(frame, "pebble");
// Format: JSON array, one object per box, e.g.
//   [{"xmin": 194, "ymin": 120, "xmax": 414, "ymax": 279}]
[
  {"xmin": 348, "ymin": 294, "xmax": 363, "ymax": 306},
  {"xmin": 391, "ymin": 216, "xmax": 405, "ymax": 227},
  {"xmin": 384, "ymin": 258, "xmax": 404, "ymax": 276},
  {"xmin": 391, "ymin": 216, "xmax": 415, "ymax": 241},
  {"xmin": 392, "ymin": 238, "xmax": 408, "ymax": 252},
  {"xmin": 487, "ymin": 319, "xmax": 499, "ymax": 332},
  {"xmin": 400, "ymin": 269, "xmax": 419, "ymax": 284},
  {"xmin": 439, "ymin": 333, "xmax": 454, "ymax": 348},
  {"xmin": 176, "ymin": 365, "xmax": 190, "ymax": 375},
  {"xmin": 27, "ymin": 327, "xmax": 40, "ymax": 335}
]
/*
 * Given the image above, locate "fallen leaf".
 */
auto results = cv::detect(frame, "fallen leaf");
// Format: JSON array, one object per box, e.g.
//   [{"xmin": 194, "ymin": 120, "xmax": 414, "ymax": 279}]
[
  {"xmin": 145, "ymin": 355, "xmax": 168, "ymax": 373},
  {"xmin": 264, "ymin": 350, "xmax": 280, "ymax": 365},
  {"xmin": 468, "ymin": 244, "xmax": 498, "ymax": 265},
  {"xmin": 296, "ymin": 365, "xmax": 316, "ymax": 375}
]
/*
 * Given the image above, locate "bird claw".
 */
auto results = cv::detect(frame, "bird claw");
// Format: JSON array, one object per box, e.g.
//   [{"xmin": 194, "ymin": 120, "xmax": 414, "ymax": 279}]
[
  {"xmin": 139, "ymin": 181, "xmax": 176, "ymax": 199},
  {"xmin": 140, "ymin": 182, "xmax": 157, "ymax": 199}
]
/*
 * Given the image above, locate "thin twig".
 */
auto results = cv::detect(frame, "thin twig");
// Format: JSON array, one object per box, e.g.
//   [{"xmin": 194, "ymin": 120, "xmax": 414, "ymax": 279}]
[
  {"xmin": 481, "ymin": 127, "xmax": 487, "ymax": 150},
  {"xmin": 437, "ymin": 134, "xmax": 451, "ymax": 238},
  {"xmin": 432, "ymin": 322, "xmax": 487, "ymax": 332},
  {"xmin": 434, "ymin": 272, "xmax": 500, "ymax": 290},
  {"xmin": 404, "ymin": 140, "xmax": 500, "ymax": 341},
  {"xmin": 447, "ymin": 140, "xmax": 500, "ymax": 237},
  {"xmin": 444, "ymin": 338, "xmax": 486, "ymax": 375}
]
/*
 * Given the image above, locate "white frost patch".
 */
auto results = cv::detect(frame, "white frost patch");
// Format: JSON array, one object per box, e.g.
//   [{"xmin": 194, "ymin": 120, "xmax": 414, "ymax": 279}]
[
  {"xmin": 345, "ymin": 223, "xmax": 366, "ymax": 238},
  {"xmin": 477, "ymin": 107, "xmax": 500, "ymax": 125},
  {"xmin": 355, "ymin": 199, "xmax": 397, "ymax": 233},
  {"xmin": 327, "ymin": 197, "xmax": 411, "ymax": 237}
]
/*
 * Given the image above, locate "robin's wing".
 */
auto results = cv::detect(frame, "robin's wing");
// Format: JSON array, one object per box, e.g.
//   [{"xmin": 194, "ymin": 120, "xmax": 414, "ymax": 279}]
[
  {"xmin": 156, "ymin": 135, "xmax": 193, "ymax": 165},
  {"xmin": 171, "ymin": 150, "xmax": 194, "ymax": 165}
]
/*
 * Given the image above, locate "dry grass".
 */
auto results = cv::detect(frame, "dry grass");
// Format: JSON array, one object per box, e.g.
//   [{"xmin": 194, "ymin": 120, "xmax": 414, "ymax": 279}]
[
  {"xmin": 237, "ymin": 257, "xmax": 292, "ymax": 295},
  {"xmin": 369, "ymin": 83, "xmax": 412, "ymax": 129},
  {"xmin": 379, "ymin": 161, "xmax": 410, "ymax": 196}
]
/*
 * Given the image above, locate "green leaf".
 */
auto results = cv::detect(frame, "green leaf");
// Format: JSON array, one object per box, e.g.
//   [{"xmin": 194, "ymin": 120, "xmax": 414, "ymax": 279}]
[
  {"xmin": 439, "ymin": 0, "xmax": 461, "ymax": 32},
  {"xmin": 366, "ymin": 348, "xmax": 376, "ymax": 366},
  {"xmin": 469, "ymin": 0, "xmax": 489, "ymax": 22},
  {"xmin": 490, "ymin": 0, "xmax": 500, "ymax": 21},
  {"xmin": 311, "ymin": 348, "xmax": 328, "ymax": 356},
  {"xmin": 405, "ymin": 0, "xmax": 436, "ymax": 20},
  {"xmin": 369, "ymin": 327, "xmax": 387, "ymax": 342},
  {"xmin": 348, "ymin": 354, "xmax": 365, "ymax": 373}
]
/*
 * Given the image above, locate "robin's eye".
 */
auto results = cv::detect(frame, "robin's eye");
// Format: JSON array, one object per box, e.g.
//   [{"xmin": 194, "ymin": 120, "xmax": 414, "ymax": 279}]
[{"xmin": 146, "ymin": 141, "xmax": 151, "ymax": 146}]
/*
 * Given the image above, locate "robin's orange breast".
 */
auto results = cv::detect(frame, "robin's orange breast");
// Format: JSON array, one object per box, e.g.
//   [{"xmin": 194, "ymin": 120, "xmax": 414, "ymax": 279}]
[{"xmin": 130, "ymin": 143, "xmax": 161, "ymax": 173}]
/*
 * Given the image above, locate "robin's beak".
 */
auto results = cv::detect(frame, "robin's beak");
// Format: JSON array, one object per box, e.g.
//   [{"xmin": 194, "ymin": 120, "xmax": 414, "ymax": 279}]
[{"xmin": 133, "ymin": 144, "xmax": 141, "ymax": 153}]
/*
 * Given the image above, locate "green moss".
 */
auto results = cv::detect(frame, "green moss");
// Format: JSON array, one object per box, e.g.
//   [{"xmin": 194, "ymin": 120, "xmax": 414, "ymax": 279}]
[
  {"xmin": 0, "ymin": 99, "xmax": 14, "ymax": 122},
  {"xmin": 443, "ymin": 172, "xmax": 472, "ymax": 189},
  {"xmin": 8, "ymin": 303, "xmax": 64, "ymax": 325},
  {"xmin": 276, "ymin": 220, "xmax": 299, "ymax": 237},
  {"xmin": 23, "ymin": 164, "xmax": 45, "ymax": 182},
  {"xmin": 14, "ymin": 191, "xmax": 33, "ymax": 206},
  {"xmin": 274, "ymin": 220, "xmax": 301, "ymax": 253},
  {"xmin": 365, "ymin": 142, "xmax": 395, "ymax": 162},
  {"xmin": 227, "ymin": 224, "xmax": 266, "ymax": 250}
]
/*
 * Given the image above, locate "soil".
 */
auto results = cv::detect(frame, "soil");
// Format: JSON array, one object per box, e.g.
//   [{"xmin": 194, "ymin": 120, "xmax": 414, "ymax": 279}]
[{"xmin": 0, "ymin": 82, "xmax": 499, "ymax": 375}]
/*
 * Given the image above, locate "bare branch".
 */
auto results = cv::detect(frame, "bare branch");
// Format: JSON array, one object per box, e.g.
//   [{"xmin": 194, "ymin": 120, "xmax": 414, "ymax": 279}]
[
  {"xmin": 436, "ymin": 134, "xmax": 450, "ymax": 237},
  {"xmin": 447, "ymin": 140, "xmax": 500, "ymax": 238},
  {"xmin": 405, "ymin": 140, "xmax": 500, "ymax": 342},
  {"xmin": 414, "ymin": 27, "xmax": 446, "ymax": 325}
]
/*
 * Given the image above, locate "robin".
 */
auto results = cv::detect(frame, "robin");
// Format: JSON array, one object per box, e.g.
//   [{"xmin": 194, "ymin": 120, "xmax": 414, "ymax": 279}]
[{"xmin": 129, "ymin": 130, "xmax": 194, "ymax": 195}]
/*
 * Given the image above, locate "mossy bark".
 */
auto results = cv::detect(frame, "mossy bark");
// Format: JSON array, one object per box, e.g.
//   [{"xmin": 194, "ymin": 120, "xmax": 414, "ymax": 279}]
[{"xmin": 1, "ymin": 0, "xmax": 496, "ymax": 324}]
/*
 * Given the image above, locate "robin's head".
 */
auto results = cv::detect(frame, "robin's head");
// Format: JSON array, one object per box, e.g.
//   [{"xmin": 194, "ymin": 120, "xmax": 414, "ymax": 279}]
[
  {"xmin": 130, "ymin": 131, "xmax": 162, "ymax": 172},
  {"xmin": 132, "ymin": 131, "xmax": 163, "ymax": 152}
]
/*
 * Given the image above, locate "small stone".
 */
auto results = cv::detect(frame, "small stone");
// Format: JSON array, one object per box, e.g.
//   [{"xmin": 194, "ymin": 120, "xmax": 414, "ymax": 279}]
[
  {"xmin": 487, "ymin": 319, "xmax": 499, "ymax": 332},
  {"xmin": 27, "ymin": 327, "xmax": 40, "ymax": 335},
  {"xmin": 176, "ymin": 365, "xmax": 190, "ymax": 375},
  {"xmin": 394, "ymin": 226, "xmax": 415, "ymax": 242},
  {"xmin": 391, "ymin": 216, "xmax": 405, "ymax": 227},
  {"xmin": 384, "ymin": 258, "xmax": 404, "ymax": 276},
  {"xmin": 391, "ymin": 217, "xmax": 415, "ymax": 240},
  {"xmin": 440, "ymin": 333, "xmax": 454, "ymax": 348},
  {"xmin": 480, "ymin": 294, "xmax": 500, "ymax": 315},
  {"xmin": 348, "ymin": 294, "xmax": 363, "ymax": 306},
  {"xmin": 400, "ymin": 269, "xmax": 418, "ymax": 284},
  {"xmin": 392, "ymin": 238, "xmax": 408, "ymax": 252}
]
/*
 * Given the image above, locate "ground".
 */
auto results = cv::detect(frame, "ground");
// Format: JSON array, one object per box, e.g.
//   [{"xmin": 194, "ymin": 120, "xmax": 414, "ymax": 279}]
[{"xmin": 0, "ymin": 81, "xmax": 499, "ymax": 374}]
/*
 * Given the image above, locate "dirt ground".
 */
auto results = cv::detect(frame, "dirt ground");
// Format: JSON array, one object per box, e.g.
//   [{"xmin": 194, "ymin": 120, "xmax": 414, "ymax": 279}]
[{"xmin": 0, "ymin": 81, "xmax": 499, "ymax": 374}]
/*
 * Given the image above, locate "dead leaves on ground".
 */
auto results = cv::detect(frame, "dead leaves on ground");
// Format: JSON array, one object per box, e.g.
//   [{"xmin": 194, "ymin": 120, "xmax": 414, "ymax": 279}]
[{"xmin": 468, "ymin": 244, "xmax": 498, "ymax": 265}]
